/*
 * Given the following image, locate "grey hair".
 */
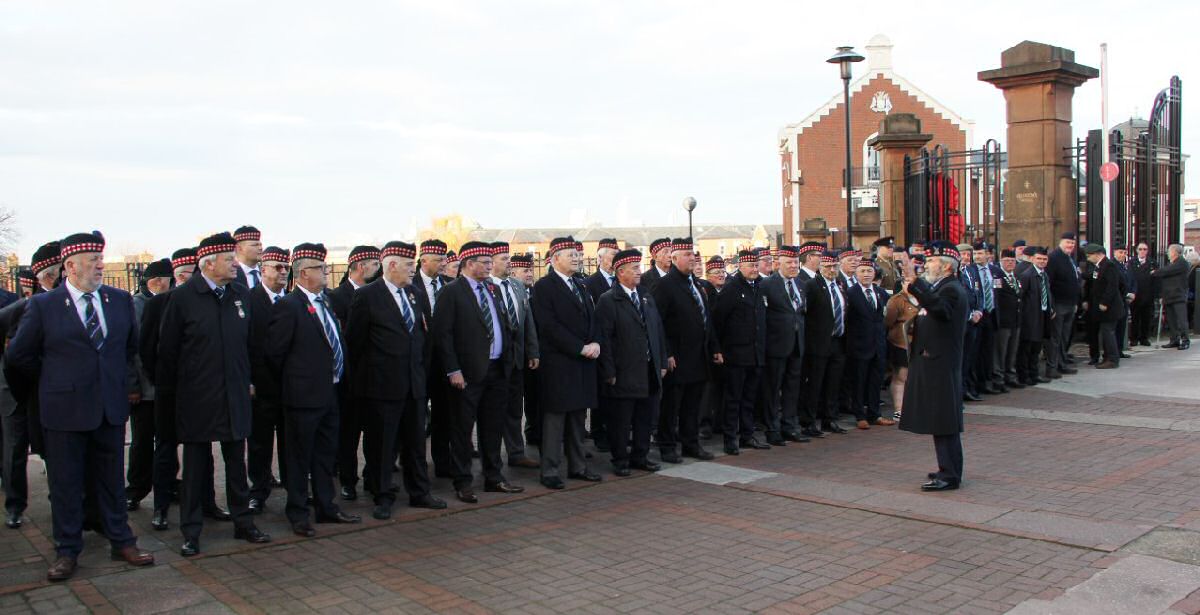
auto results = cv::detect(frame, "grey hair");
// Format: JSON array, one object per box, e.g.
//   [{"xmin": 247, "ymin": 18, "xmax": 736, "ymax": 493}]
[
  {"xmin": 381, "ymin": 254, "xmax": 406, "ymax": 269},
  {"xmin": 292, "ymin": 258, "xmax": 318, "ymax": 278},
  {"xmin": 1168, "ymin": 243, "xmax": 1184, "ymax": 256},
  {"xmin": 199, "ymin": 254, "xmax": 218, "ymax": 269}
]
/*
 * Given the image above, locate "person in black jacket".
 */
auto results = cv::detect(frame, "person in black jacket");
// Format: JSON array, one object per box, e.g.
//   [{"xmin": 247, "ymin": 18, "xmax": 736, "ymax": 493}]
[
  {"xmin": 267, "ymin": 243, "xmax": 362, "ymax": 538},
  {"xmin": 898, "ymin": 242, "xmax": 970, "ymax": 491},
  {"xmin": 804, "ymin": 251, "xmax": 849, "ymax": 436},
  {"xmin": 639, "ymin": 238, "xmax": 672, "ymax": 294},
  {"xmin": 431, "ymin": 242, "xmax": 525, "ymax": 503},
  {"xmin": 413, "ymin": 239, "xmax": 454, "ymax": 477},
  {"xmin": 582, "ymin": 238, "xmax": 617, "ymax": 452},
  {"xmin": 1081, "ymin": 244, "xmax": 1126, "ymax": 368},
  {"xmin": 712, "ymin": 250, "xmax": 768, "ymax": 455},
  {"xmin": 652, "ymin": 238, "xmax": 722, "ymax": 463},
  {"xmin": 246, "ymin": 246, "xmax": 289, "ymax": 514},
  {"xmin": 346, "ymin": 241, "xmax": 446, "ymax": 520},
  {"xmin": 991, "ymin": 249, "xmax": 1023, "ymax": 390},
  {"xmin": 845, "ymin": 260, "xmax": 890, "ymax": 429},
  {"xmin": 596, "ymin": 249, "xmax": 667, "ymax": 476},
  {"xmin": 1112, "ymin": 246, "xmax": 1136, "ymax": 357},
  {"xmin": 1016, "ymin": 247, "xmax": 1055, "ymax": 386},
  {"xmin": 157, "ymin": 232, "xmax": 269, "ymax": 556},
  {"xmin": 232, "ymin": 225, "xmax": 263, "ymax": 290},
  {"xmin": 956, "ymin": 244, "xmax": 984, "ymax": 401},
  {"xmin": 1045, "ymin": 233, "xmax": 1082, "ymax": 375},
  {"xmin": 125, "ymin": 259, "xmax": 172, "ymax": 512},
  {"xmin": 1129, "ymin": 242, "xmax": 1158, "ymax": 346},
  {"xmin": 1154, "ymin": 244, "xmax": 1191, "ymax": 350},
  {"xmin": 759, "ymin": 246, "xmax": 807, "ymax": 446}
]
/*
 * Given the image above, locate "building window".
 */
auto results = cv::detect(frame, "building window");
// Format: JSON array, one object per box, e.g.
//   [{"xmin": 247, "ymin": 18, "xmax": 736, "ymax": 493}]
[{"xmin": 863, "ymin": 133, "xmax": 881, "ymax": 184}]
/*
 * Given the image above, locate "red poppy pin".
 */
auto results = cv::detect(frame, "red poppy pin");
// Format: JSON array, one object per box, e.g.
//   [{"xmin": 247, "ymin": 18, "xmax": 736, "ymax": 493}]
[{"xmin": 307, "ymin": 305, "xmax": 317, "ymax": 315}]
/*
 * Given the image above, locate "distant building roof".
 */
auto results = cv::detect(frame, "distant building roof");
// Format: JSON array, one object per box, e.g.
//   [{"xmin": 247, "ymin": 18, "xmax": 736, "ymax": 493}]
[{"xmin": 469, "ymin": 223, "xmax": 783, "ymax": 247}]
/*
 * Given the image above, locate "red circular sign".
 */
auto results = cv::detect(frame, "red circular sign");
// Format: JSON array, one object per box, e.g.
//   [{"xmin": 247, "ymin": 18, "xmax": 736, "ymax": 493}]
[{"xmin": 1100, "ymin": 162, "xmax": 1120, "ymax": 182}]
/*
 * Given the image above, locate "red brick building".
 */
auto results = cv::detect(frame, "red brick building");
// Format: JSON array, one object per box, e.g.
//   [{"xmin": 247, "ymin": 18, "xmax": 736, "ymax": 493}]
[{"xmin": 779, "ymin": 35, "xmax": 972, "ymax": 247}]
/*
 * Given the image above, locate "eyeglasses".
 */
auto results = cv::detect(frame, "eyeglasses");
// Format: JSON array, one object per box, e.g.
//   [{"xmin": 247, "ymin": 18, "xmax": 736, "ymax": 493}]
[
  {"xmin": 303, "ymin": 265, "xmax": 332, "ymax": 274},
  {"xmin": 270, "ymin": 265, "xmax": 288, "ymax": 273}
]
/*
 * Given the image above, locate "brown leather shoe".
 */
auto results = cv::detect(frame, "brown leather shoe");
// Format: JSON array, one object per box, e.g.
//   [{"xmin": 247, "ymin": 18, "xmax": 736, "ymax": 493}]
[
  {"xmin": 1096, "ymin": 361, "xmax": 1118, "ymax": 369},
  {"xmin": 872, "ymin": 417, "xmax": 896, "ymax": 426},
  {"xmin": 47, "ymin": 556, "xmax": 77, "ymax": 581},
  {"xmin": 856, "ymin": 420, "xmax": 870, "ymax": 430},
  {"xmin": 110, "ymin": 545, "xmax": 155, "ymax": 567},
  {"xmin": 508, "ymin": 457, "xmax": 539, "ymax": 469}
]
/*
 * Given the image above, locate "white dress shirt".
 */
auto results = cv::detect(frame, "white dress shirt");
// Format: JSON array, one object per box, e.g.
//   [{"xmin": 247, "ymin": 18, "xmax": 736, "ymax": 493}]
[
  {"xmin": 65, "ymin": 280, "xmax": 108, "ymax": 336},
  {"xmin": 238, "ymin": 261, "xmax": 261, "ymax": 289},
  {"xmin": 491, "ymin": 275, "xmax": 520, "ymax": 322}
]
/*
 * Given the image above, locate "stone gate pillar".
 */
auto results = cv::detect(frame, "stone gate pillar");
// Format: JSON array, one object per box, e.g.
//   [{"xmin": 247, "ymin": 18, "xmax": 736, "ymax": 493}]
[
  {"xmin": 979, "ymin": 41, "xmax": 1097, "ymax": 247},
  {"xmin": 868, "ymin": 113, "xmax": 932, "ymax": 246}
]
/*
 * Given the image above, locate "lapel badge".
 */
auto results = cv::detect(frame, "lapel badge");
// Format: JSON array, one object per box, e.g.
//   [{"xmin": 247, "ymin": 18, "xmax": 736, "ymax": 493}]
[{"xmin": 234, "ymin": 299, "xmax": 246, "ymax": 319}]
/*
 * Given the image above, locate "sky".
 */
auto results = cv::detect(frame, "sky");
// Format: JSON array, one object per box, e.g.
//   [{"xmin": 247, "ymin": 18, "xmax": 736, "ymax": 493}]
[{"xmin": 1, "ymin": 0, "xmax": 1196, "ymax": 260}]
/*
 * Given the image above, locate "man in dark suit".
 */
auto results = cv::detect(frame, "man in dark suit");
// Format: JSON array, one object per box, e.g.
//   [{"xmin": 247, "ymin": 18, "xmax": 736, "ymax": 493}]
[
  {"xmin": 991, "ymin": 249, "xmax": 1024, "ymax": 390},
  {"xmin": 1129, "ymin": 242, "xmax": 1158, "ymax": 346},
  {"xmin": 898, "ymin": 242, "xmax": 971, "ymax": 491},
  {"xmin": 969, "ymin": 242, "xmax": 999, "ymax": 395},
  {"xmin": 1016, "ymin": 247, "xmax": 1055, "ymax": 386},
  {"xmin": 247, "ymin": 246, "xmax": 289, "ymax": 513},
  {"xmin": 956, "ymin": 244, "xmax": 984, "ymax": 401},
  {"xmin": 412, "ymin": 239, "xmax": 455, "ymax": 477},
  {"xmin": 583, "ymin": 238, "xmax": 618, "ymax": 450},
  {"xmin": 804, "ymin": 252, "xmax": 849, "ymax": 436},
  {"xmin": 1046, "ymin": 232, "xmax": 1082, "ymax": 375},
  {"xmin": 157, "ymin": 232, "xmax": 269, "ymax": 556},
  {"xmin": 489, "ymin": 242, "xmax": 540, "ymax": 469},
  {"xmin": 509, "ymin": 253, "xmax": 544, "ymax": 451},
  {"xmin": 431, "ymin": 241, "xmax": 525, "ymax": 503},
  {"xmin": 531, "ymin": 237, "xmax": 603, "ymax": 488},
  {"xmin": 639, "ymin": 238, "xmax": 672, "ymax": 294},
  {"xmin": 232, "ymin": 225, "xmax": 263, "ymax": 289},
  {"xmin": 125, "ymin": 258, "xmax": 172, "ymax": 511},
  {"xmin": 845, "ymin": 260, "xmax": 890, "ymax": 429},
  {"xmin": 346, "ymin": 241, "xmax": 446, "ymax": 520},
  {"xmin": 6, "ymin": 232, "xmax": 154, "ymax": 581},
  {"xmin": 267, "ymin": 243, "xmax": 362, "ymax": 538},
  {"xmin": 1111, "ymin": 246, "xmax": 1136, "ymax": 357},
  {"xmin": 759, "ymin": 245, "xmax": 807, "ymax": 446},
  {"xmin": 1081, "ymin": 243, "xmax": 1126, "ymax": 368},
  {"xmin": 1, "ymin": 240, "xmax": 60, "ymax": 530},
  {"xmin": 1154, "ymin": 244, "xmax": 1191, "ymax": 350},
  {"xmin": 326, "ymin": 245, "xmax": 380, "ymax": 502},
  {"xmin": 652, "ymin": 237, "xmax": 721, "ymax": 463},
  {"xmin": 712, "ymin": 250, "xmax": 768, "ymax": 455},
  {"xmin": 697, "ymin": 255, "xmax": 726, "ymax": 440},
  {"xmin": 596, "ymin": 249, "xmax": 667, "ymax": 476}
]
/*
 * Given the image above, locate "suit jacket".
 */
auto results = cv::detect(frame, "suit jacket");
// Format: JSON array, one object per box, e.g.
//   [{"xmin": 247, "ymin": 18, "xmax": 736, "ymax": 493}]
[
  {"xmin": 130, "ymin": 291, "xmax": 155, "ymax": 400},
  {"xmin": 711, "ymin": 273, "xmax": 766, "ymax": 367},
  {"xmin": 845, "ymin": 282, "xmax": 887, "ymax": 359},
  {"xmin": 1086, "ymin": 257, "xmax": 1126, "ymax": 322},
  {"xmin": 6, "ymin": 284, "xmax": 137, "ymax": 432},
  {"xmin": 156, "ymin": 275, "xmax": 254, "ymax": 442},
  {"xmin": 1154, "ymin": 256, "xmax": 1189, "ymax": 305},
  {"xmin": 531, "ymin": 271, "xmax": 599, "ymax": 412},
  {"xmin": 233, "ymin": 264, "xmax": 262, "ymax": 291},
  {"xmin": 495, "ymin": 276, "xmax": 539, "ymax": 366},
  {"xmin": 248, "ymin": 284, "xmax": 283, "ymax": 402},
  {"xmin": 1131, "ymin": 258, "xmax": 1158, "ymax": 303},
  {"xmin": 411, "ymin": 271, "xmax": 453, "ymax": 321},
  {"xmin": 652, "ymin": 266, "xmax": 718, "ymax": 384},
  {"xmin": 585, "ymin": 270, "xmax": 615, "ymax": 304},
  {"xmin": 138, "ymin": 290, "xmax": 171, "ymax": 386},
  {"xmin": 1046, "ymin": 249, "xmax": 1082, "ymax": 306},
  {"xmin": 639, "ymin": 265, "xmax": 669, "ymax": 295},
  {"xmin": 345, "ymin": 279, "xmax": 427, "ymax": 402},
  {"xmin": 268, "ymin": 287, "xmax": 346, "ymax": 408},
  {"xmin": 596, "ymin": 286, "xmax": 667, "ymax": 399},
  {"xmin": 992, "ymin": 265, "xmax": 1022, "ymax": 330},
  {"xmin": 327, "ymin": 278, "xmax": 359, "ymax": 326},
  {"xmin": 959, "ymin": 265, "xmax": 982, "ymax": 314},
  {"xmin": 804, "ymin": 275, "xmax": 845, "ymax": 357},
  {"xmin": 430, "ymin": 277, "xmax": 515, "ymax": 385},
  {"xmin": 899, "ymin": 276, "xmax": 968, "ymax": 436},
  {"xmin": 1018, "ymin": 267, "xmax": 1054, "ymax": 341},
  {"xmin": 759, "ymin": 272, "xmax": 805, "ymax": 359}
]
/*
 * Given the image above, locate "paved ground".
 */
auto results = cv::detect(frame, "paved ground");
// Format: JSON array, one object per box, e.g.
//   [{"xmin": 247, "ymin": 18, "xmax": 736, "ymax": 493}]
[{"xmin": 3, "ymin": 343, "xmax": 1200, "ymax": 614}]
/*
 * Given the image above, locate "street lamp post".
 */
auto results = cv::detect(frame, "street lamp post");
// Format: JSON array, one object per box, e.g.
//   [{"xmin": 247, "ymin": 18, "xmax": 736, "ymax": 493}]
[
  {"xmin": 827, "ymin": 45, "xmax": 864, "ymax": 248},
  {"xmin": 683, "ymin": 196, "xmax": 697, "ymax": 239}
]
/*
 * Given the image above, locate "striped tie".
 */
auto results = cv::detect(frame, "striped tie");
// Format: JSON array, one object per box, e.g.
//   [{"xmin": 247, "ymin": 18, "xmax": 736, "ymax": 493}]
[
  {"xmin": 313, "ymin": 296, "xmax": 344, "ymax": 381},
  {"xmin": 501, "ymin": 280, "xmax": 518, "ymax": 327},
  {"xmin": 831, "ymin": 284, "xmax": 844, "ymax": 337},
  {"xmin": 82, "ymin": 293, "xmax": 104, "ymax": 350},
  {"xmin": 398, "ymin": 289, "xmax": 414, "ymax": 332},
  {"xmin": 477, "ymin": 283, "xmax": 494, "ymax": 344}
]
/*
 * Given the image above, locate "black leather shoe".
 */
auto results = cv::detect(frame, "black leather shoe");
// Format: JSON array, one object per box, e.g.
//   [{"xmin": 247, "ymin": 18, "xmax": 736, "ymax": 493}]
[
  {"xmin": 784, "ymin": 431, "xmax": 810, "ymax": 443},
  {"xmin": 372, "ymin": 504, "xmax": 392, "ymax": 520},
  {"xmin": 630, "ymin": 460, "xmax": 661, "ymax": 472},
  {"xmin": 963, "ymin": 392, "xmax": 982, "ymax": 402},
  {"xmin": 316, "ymin": 511, "xmax": 361, "ymax": 524},
  {"xmin": 1006, "ymin": 380, "xmax": 1025, "ymax": 389},
  {"xmin": 234, "ymin": 526, "xmax": 271, "ymax": 544},
  {"xmin": 699, "ymin": 427, "xmax": 713, "ymax": 440},
  {"xmin": 1036, "ymin": 375, "xmax": 1052, "ymax": 383},
  {"xmin": 151, "ymin": 510, "xmax": 169, "ymax": 531},
  {"xmin": 1059, "ymin": 366, "xmax": 1078, "ymax": 375},
  {"xmin": 126, "ymin": 497, "xmax": 141, "ymax": 512},
  {"xmin": 979, "ymin": 385, "xmax": 998, "ymax": 395},
  {"xmin": 292, "ymin": 524, "xmax": 316, "ymax": 538},
  {"xmin": 340, "ymin": 486, "xmax": 357, "ymax": 501},
  {"xmin": 660, "ymin": 451, "xmax": 682, "ymax": 464},
  {"xmin": 203, "ymin": 506, "xmax": 232, "ymax": 521},
  {"xmin": 1181, "ymin": 340, "xmax": 1191, "ymax": 350},
  {"xmin": 568, "ymin": 472, "xmax": 602, "ymax": 482},
  {"xmin": 485, "ymin": 481, "xmax": 525, "ymax": 493},
  {"xmin": 682, "ymin": 448, "xmax": 715, "ymax": 460},
  {"xmin": 455, "ymin": 488, "xmax": 478, "ymax": 503},
  {"xmin": 927, "ymin": 472, "xmax": 939, "ymax": 480},
  {"xmin": 613, "ymin": 466, "xmax": 631, "ymax": 477},
  {"xmin": 822, "ymin": 422, "xmax": 848, "ymax": 434},
  {"xmin": 801, "ymin": 428, "xmax": 825, "ymax": 438},
  {"xmin": 1163, "ymin": 341, "xmax": 1180, "ymax": 349},
  {"xmin": 180, "ymin": 540, "xmax": 200, "ymax": 557},
  {"xmin": 741, "ymin": 438, "xmax": 770, "ymax": 450},
  {"xmin": 921, "ymin": 478, "xmax": 959, "ymax": 491},
  {"xmin": 46, "ymin": 556, "xmax": 78, "ymax": 582},
  {"xmin": 5, "ymin": 512, "xmax": 21, "ymax": 529},
  {"xmin": 1120, "ymin": 353, "xmax": 1132, "ymax": 359},
  {"xmin": 248, "ymin": 498, "xmax": 264, "ymax": 514},
  {"xmin": 1046, "ymin": 371, "xmax": 1062, "ymax": 380},
  {"xmin": 767, "ymin": 438, "xmax": 787, "ymax": 447},
  {"xmin": 540, "ymin": 477, "xmax": 565, "ymax": 490},
  {"xmin": 409, "ymin": 495, "xmax": 447, "ymax": 510},
  {"xmin": 723, "ymin": 443, "xmax": 740, "ymax": 455}
]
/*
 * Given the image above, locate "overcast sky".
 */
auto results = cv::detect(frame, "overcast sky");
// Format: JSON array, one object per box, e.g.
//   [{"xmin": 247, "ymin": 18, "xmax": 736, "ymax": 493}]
[{"xmin": 1, "ymin": 0, "xmax": 1195, "ymax": 259}]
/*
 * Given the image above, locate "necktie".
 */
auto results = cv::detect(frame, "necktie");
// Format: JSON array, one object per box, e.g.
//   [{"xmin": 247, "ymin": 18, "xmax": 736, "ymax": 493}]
[
  {"xmin": 689, "ymin": 279, "xmax": 706, "ymax": 324},
  {"xmin": 272, "ymin": 293, "xmax": 280, "ymax": 304},
  {"xmin": 81, "ymin": 293, "xmax": 104, "ymax": 350},
  {"xmin": 213, "ymin": 285, "xmax": 225, "ymax": 301},
  {"xmin": 787, "ymin": 278, "xmax": 800, "ymax": 310},
  {"xmin": 569, "ymin": 279, "xmax": 584, "ymax": 304},
  {"xmin": 1038, "ymin": 272, "xmax": 1050, "ymax": 311},
  {"xmin": 313, "ymin": 296, "xmax": 344, "ymax": 380},
  {"xmin": 501, "ymin": 280, "xmax": 518, "ymax": 327},
  {"xmin": 630, "ymin": 290, "xmax": 643, "ymax": 320},
  {"xmin": 398, "ymin": 289, "xmax": 414, "ymax": 332},
  {"xmin": 981, "ymin": 268, "xmax": 994, "ymax": 311},
  {"xmin": 830, "ymin": 284, "xmax": 844, "ymax": 336},
  {"xmin": 867, "ymin": 287, "xmax": 876, "ymax": 311},
  {"xmin": 477, "ymin": 283, "xmax": 495, "ymax": 344},
  {"xmin": 249, "ymin": 269, "xmax": 260, "ymax": 287}
]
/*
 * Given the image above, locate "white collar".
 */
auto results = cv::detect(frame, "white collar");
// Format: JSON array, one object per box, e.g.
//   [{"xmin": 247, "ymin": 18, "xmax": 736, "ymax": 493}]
[
  {"xmin": 65, "ymin": 280, "xmax": 99, "ymax": 301},
  {"xmin": 297, "ymin": 284, "xmax": 324, "ymax": 304},
  {"xmin": 655, "ymin": 265, "xmax": 669, "ymax": 277},
  {"xmin": 554, "ymin": 269, "xmax": 575, "ymax": 286}
]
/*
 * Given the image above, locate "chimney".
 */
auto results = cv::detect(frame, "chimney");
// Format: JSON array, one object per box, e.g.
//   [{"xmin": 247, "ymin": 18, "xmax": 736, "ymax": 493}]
[{"xmin": 866, "ymin": 34, "xmax": 893, "ymax": 72}]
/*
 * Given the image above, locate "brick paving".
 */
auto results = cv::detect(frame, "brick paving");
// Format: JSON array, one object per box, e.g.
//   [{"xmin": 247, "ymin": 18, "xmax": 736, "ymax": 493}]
[{"xmin": 0, "ymin": 346, "xmax": 1198, "ymax": 613}]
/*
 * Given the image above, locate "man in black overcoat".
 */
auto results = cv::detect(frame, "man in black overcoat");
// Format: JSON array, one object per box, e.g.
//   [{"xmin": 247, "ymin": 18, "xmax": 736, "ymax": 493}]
[
  {"xmin": 845, "ymin": 260, "xmax": 890, "ymax": 429},
  {"xmin": 1016, "ymin": 247, "xmax": 1055, "ymax": 386},
  {"xmin": 804, "ymin": 252, "xmax": 849, "ymax": 436},
  {"xmin": 157, "ymin": 232, "xmax": 269, "ymax": 556},
  {"xmin": 247, "ymin": 246, "xmax": 290, "ymax": 513},
  {"xmin": 652, "ymin": 237, "xmax": 722, "ymax": 463},
  {"xmin": 1129, "ymin": 242, "xmax": 1158, "ymax": 346},
  {"xmin": 1154, "ymin": 244, "xmax": 1191, "ymax": 350},
  {"xmin": 1045, "ymin": 233, "xmax": 1082, "ymax": 374},
  {"xmin": 898, "ymin": 242, "xmax": 970, "ymax": 491},
  {"xmin": 1082, "ymin": 243, "xmax": 1126, "ymax": 368},
  {"xmin": 711, "ymin": 249, "xmax": 768, "ymax": 455}
]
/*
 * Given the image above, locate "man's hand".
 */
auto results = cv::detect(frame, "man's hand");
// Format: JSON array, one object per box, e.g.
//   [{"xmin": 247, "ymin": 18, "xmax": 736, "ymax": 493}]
[
  {"xmin": 448, "ymin": 372, "xmax": 466, "ymax": 389},
  {"xmin": 1126, "ymin": 293, "xmax": 1136, "ymax": 302},
  {"xmin": 1082, "ymin": 302, "xmax": 1089, "ymax": 311},
  {"xmin": 713, "ymin": 353, "xmax": 724, "ymax": 365},
  {"xmin": 666, "ymin": 356, "xmax": 676, "ymax": 371},
  {"xmin": 1099, "ymin": 304, "xmax": 1108, "ymax": 312},
  {"xmin": 660, "ymin": 369, "xmax": 667, "ymax": 378},
  {"xmin": 581, "ymin": 343, "xmax": 600, "ymax": 359},
  {"xmin": 606, "ymin": 377, "xmax": 616, "ymax": 385},
  {"xmin": 527, "ymin": 358, "xmax": 539, "ymax": 370},
  {"xmin": 970, "ymin": 311, "xmax": 982, "ymax": 324}
]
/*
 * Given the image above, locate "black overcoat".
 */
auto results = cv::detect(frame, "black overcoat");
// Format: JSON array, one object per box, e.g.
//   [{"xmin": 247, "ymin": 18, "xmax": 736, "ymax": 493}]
[
  {"xmin": 345, "ymin": 279, "xmax": 427, "ymax": 402},
  {"xmin": 711, "ymin": 273, "xmax": 765, "ymax": 367},
  {"xmin": 898, "ymin": 275, "xmax": 969, "ymax": 436},
  {"xmin": 595, "ymin": 286, "xmax": 667, "ymax": 399},
  {"xmin": 531, "ymin": 271, "xmax": 599, "ymax": 413},
  {"xmin": 652, "ymin": 266, "xmax": 718, "ymax": 384}
]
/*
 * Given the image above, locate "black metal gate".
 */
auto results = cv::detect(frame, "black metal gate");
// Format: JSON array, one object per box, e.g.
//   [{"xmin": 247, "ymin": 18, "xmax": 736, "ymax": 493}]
[{"xmin": 903, "ymin": 141, "xmax": 1005, "ymax": 247}]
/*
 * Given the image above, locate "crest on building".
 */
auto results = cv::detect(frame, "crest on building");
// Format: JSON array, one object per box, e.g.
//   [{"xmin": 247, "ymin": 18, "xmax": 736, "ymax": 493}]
[{"xmin": 869, "ymin": 91, "xmax": 892, "ymax": 114}]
